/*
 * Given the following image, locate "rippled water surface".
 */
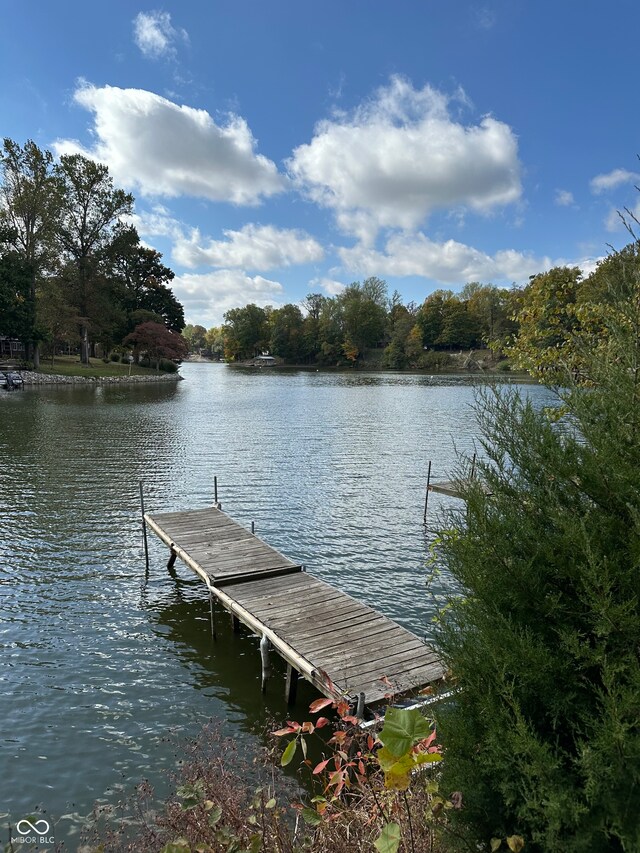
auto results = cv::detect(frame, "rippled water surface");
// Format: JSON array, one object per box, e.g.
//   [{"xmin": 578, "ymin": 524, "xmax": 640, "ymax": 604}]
[{"xmin": 0, "ymin": 364, "xmax": 548, "ymax": 845}]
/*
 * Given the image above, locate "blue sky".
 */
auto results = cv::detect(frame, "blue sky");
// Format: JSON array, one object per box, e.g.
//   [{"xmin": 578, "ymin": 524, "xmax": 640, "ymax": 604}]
[{"xmin": 2, "ymin": 0, "xmax": 639, "ymax": 327}]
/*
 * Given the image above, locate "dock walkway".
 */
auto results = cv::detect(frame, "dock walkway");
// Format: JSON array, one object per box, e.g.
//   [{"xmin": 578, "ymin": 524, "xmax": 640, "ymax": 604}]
[{"xmin": 144, "ymin": 505, "xmax": 445, "ymax": 707}]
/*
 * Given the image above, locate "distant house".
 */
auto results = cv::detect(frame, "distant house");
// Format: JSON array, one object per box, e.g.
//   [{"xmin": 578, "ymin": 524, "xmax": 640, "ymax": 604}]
[
  {"xmin": 0, "ymin": 337, "xmax": 24, "ymax": 359},
  {"xmin": 253, "ymin": 355, "xmax": 277, "ymax": 366}
]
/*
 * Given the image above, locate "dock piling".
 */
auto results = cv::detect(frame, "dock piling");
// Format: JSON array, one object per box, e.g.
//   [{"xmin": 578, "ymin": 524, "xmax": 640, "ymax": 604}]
[
  {"xmin": 356, "ymin": 691, "xmax": 366, "ymax": 720},
  {"xmin": 423, "ymin": 460, "xmax": 432, "ymax": 525},
  {"xmin": 139, "ymin": 481, "xmax": 149, "ymax": 573},
  {"xmin": 285, "ymin": 664, "xmax": 299, "ymax": 705},
  {"xmin": 214, "ymin": 476, "xmax": 221, "ymax": 509},
  {"xmin": 167, "ymin": 548, "xmax": 177, "ymax": 570},
  {"xmin": 260, "ymin": 634, "xmax": 271, "ymax": 693},
  {"xmin": 209, "ymin": 591, "xmax": 217, "ymax": 641}
]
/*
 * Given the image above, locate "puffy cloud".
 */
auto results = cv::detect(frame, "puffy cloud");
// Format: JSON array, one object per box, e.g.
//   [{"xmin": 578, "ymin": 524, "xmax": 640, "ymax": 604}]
[
  {"xmin": 287, "ymin": 76, "xmax": 521, "ymax": 242},
  {"xmin": 590, "ymin": 168, "xmax": 639, "ymax": 194},
  {"xmin": 54, "ymin": 84, "xmax": 285, "ymax": 204},
  {"xmin": 132, "ymin": 208, "xmax": 323, "ymax": 272},
  {"xmin": 555, "ymin": 189, "xmax": 575, "ymax": 207},
  {"xmin": 173, "ymin": 223, "xmax": 324, "ymax": 270},
  {"xmin": 172, "ymin": 269, "xmax": 284, "ymax": 326},
  {"xmin": 308, "ymin": 276, "xmax": 347, "ymax": 296},
  {"xmin": 133, "ymin": 11, "xmax": 188, "ymax": 60},
  {"xmin": 339, "ymin": 232, "xmax": 552, "ymax": 285}
]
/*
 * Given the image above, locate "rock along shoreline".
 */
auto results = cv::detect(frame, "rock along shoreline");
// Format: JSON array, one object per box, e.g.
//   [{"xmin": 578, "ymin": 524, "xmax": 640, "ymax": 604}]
[{"xmin": 17, "ymin": 370, "xmax": 184, "ymax": 386}]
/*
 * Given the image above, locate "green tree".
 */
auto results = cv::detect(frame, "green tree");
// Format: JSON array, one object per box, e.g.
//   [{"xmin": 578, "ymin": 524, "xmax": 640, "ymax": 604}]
[
  {"xmin": 0, "ymin": 139, "xmax": 62, "ymax": 365},
  {"xmin": 339, "ymin": 279, "xmax": 387, "ymax": 355},
  {"xmin": 0, "ymin": 248, "xmax": 33, "ymax": 342},
  {"xmin": 382, "ymin": 304, "xmax": 414, "ymax": 369},
  {"xmin": 269, "ymin": 303, "xmax": 307, "ymax": 362},
  {"xmin": 506, "ymin": 266, "xmax": 582, "ymax": 379},
  {"xmin": 301, "ymin": 292, "xmax": 326, "ymax": 359},
  {"xmin": 462, "ymin": 282, "xmax": 517, "ymax": 347},
  {"xmin": 108, "ymin": 229, "xmax": 184, "ymax": 333},
  {"xmin": 437, "ymin": 297, "xmax": 478, "ymax": 349},
  {"xmin": 205, "ymin": 325, "xmax": 225, "ymax": 360},
  {"xmin": 55, "ymin": 154, "xmax": 134, "ymax": 364},
  {"xmin": 436, "ymin": 248, "xmax": 640, "ymax": 851},
  {"xmin": 37, "ymin": 275, "xmax": 78, "ymax": 363},
  {"xmin": 182, "ymin": 323, "xmax": 207, "ymax": 353},
  {"xmin": 223, "ymin": 304, "xmax": 269, "ymax": 360},
  {"xmin": 416, "ymin": 290, "xmax": 452, "ymax": 346}
]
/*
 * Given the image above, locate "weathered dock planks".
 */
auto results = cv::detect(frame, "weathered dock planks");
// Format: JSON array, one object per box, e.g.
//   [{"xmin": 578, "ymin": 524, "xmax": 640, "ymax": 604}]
[
  {"xmin": 144, "ymin": 504, "xmax": 446, "ymax": 708},
  {"xmin": 145, "ymin": 507, "xmax": 302, "ymax": 585}
]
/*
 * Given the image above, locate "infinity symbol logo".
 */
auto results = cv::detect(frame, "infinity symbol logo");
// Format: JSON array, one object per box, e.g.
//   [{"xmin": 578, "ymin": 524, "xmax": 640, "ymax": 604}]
[{"xmin": 16, "ymin": 819, "xmax": 51, "ymax": 835}]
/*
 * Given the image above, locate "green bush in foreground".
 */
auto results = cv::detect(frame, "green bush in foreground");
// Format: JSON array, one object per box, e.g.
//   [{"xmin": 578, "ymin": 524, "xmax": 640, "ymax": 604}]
[{"xmin": 435, "ymin": 254, "xmax": 640, "ymax": 851}]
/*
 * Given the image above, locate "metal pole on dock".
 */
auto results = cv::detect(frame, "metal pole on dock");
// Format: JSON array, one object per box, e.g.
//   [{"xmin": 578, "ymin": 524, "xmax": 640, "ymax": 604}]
[
  {"xmin": 356, "ymin": 691, "xmax": 366, "ymax": 721},
  {"xmin": 423, "ymin": 461, "xmax": 432, "ymax": 525},
  {"xmin": 251, "ymin": 520, "xmax": 255, "ymax": 534},
  {"xmin": 139, "ymin": 481, "xmax": 149, "ymax": 573},
  {"xmin": 214, "ymin": 476, "xmax": 221, "ymax": 509},
  {"xmin": 470, "ymin": 451, "xmax": 477, "ymax": 480}
]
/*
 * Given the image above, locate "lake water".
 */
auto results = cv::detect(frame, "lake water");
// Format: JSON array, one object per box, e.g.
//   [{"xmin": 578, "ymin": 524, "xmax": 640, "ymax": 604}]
[{"xmin": 0, "ymin": 363, "xmax": 548, "ymax": 846}]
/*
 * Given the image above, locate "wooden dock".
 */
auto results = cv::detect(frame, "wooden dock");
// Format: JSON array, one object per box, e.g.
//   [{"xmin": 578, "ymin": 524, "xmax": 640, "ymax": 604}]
[{"xmin": 144, "ymin": 504, "xmax": 446, "ymax": 708}]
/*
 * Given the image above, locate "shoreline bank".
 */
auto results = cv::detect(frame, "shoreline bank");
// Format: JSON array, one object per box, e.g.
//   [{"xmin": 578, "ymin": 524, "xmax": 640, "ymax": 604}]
[{"xmin": 16, "ymin": 370, "xmax": 184, "ymax": 386}]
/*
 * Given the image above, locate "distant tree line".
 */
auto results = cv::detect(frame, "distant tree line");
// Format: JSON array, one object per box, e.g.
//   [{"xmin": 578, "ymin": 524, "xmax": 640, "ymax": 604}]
[
  {"xmin": 0, "ymin": 138, "xmax": 185, "ymax": 367},
  {"xmin": 182, "ymin": 244, "xmax": 640, "ymax": 375},
  {"xmin": 183, "ymin": 278, "xmax": 521, "ymax": 368}
]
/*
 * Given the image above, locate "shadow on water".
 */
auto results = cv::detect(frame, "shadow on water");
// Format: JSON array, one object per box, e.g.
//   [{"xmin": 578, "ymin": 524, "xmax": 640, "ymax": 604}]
[{"xmin": 141, "ymin": 564, "xmax": 319, "ymax": 732}]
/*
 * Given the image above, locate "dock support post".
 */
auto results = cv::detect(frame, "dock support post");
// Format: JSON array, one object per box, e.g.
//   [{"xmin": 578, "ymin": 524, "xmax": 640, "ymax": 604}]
[
  {"xmin": 167, "ymin": 548, "xmax": 177, "ymax": 570},
  {"xmin": 423, "ymin": 461, "xmax": 432, "ymax": 525},
  {"xmin": 251, "ymin": 520, "xmax": 255, "ymax": 535},
  {"xmin": 209, "ymin": 591, "xmax": 217, "ymax": 641},
  {"xmin": 214, "ymin": 476, "xmax": 221, "ymax": 509},
  {"xmin": 260, "ymin": 634, "xmax": 271, "ymax": 693},
  {"xmin": 356, "ymin": 692, "xmax": 366, "ymax": 721},
  {"xmin": 285, "ymin": 663, "xmax": 299, "ymax": 705},
  {"xmin": 231, "ymin": 614, "xmax": 240, "ymax": 633},
  {"xmin": 139, "ymin": 481, "xmax": 149, "ymax": 573}
]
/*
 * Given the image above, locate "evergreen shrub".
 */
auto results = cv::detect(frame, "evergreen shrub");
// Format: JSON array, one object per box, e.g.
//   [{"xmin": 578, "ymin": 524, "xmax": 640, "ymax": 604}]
[{"xmin": 435, "ymin": 259, "xmax": 640, "ymax": 852}]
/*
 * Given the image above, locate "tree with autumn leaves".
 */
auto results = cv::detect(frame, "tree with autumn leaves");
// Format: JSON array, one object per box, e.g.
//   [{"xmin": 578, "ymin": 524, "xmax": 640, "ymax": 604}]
[{"xmin": 0, "ymin": 138, "xmax": 184, "ymax": 365}]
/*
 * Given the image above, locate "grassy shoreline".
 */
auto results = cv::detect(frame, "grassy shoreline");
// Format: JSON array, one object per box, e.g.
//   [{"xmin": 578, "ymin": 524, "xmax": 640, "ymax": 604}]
[{"xmin": 32, "ymin": 355, "xmax": 174, "ymax": 378}]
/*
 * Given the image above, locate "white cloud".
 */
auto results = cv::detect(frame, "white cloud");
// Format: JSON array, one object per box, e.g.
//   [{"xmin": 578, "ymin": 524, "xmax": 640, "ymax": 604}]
[
  {"xmin": 133, "ymin": 208, "xmax": 323, "ymax": 272},
  {"xmin": 173, "ymin": 223, "xmax": 324, "ymax": 270},
  {"xmin": 287, "ymin": 76, "xmax": 521, "ymax": 242},
  {"xmin": 53, "ymin": 83, "xmax": 286, "ymax": 205},
  {"xmin": 309, "ymin": 276, "xmax": 346, "ymax": 296},
  {"xmin": 590, "ymin": 168, "xmax": 639, "ymax": 194},
  {"xmin": 172, "ymin": 269, "xmax": 284, "ymax": 326},
  {"xmin": 131, "ymin": 205, "xmax": 186, "ymax": 241},
  {"xmin": 604, "ymin": 201, "xmax": 640, "ymax": 233},
  {"xmin": 555, "ymin": 189, "xmax": 575, "ymax": 207},
  {"xmin": 339, "ymin": 232, "xmax": 552, "ymax": 285},
  {"xmin": 133, "ymin": 11, "xmax": 188, "ymax": 60}
]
